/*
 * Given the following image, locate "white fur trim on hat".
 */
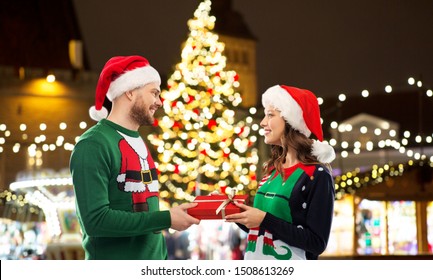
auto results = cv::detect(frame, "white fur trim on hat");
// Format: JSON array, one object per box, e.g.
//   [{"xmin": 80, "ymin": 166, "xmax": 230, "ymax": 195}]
[
  {"xmin": 106, "ymin": 65, "xmax": 161, "ymax": 101},
  {"xmin": 312, "ymin": 140, "xmax": 336, "ymax": 163},
  {"xmin": 89, "ymin": 105, "xmax": 108, "ymax": 121},
  {"xmin": 262, "ymin": 85, "xmax": 311, "ymax": 137}
]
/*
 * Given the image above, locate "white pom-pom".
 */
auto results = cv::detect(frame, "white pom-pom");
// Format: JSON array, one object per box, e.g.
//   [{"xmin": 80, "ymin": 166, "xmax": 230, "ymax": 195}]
[
  {"xmin": 312, "ymin": 140, "xmax": 336, "ymax": 163},
  {"xmin": 89, "ymin": 106, "xmax": 108, "ymax": 121}
]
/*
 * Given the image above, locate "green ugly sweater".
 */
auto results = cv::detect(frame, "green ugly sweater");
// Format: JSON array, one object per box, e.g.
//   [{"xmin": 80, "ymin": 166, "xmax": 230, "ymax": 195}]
[
  {"xmin": 242, "ymin": 163, "xmax": 335, "ymax": 260},
  {"xmin": 70, "ymin": 119, "xmax": 171, "ymax": 260}
]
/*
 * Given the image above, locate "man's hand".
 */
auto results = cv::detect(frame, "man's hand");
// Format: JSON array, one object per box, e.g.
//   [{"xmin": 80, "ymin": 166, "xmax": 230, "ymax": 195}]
[{"xmin": 169, "ymin": 203, "xmax": 200, "ymax": 231}]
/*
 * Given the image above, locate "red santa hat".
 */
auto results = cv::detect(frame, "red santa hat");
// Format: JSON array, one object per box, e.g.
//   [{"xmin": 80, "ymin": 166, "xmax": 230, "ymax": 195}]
[
  {"xmin": 89, "ymin": 55, "xmax": 161, "ymax": 121},
  {"xmin": 262, "ymin": 85, "xmax": 336, "ymax": 163}
]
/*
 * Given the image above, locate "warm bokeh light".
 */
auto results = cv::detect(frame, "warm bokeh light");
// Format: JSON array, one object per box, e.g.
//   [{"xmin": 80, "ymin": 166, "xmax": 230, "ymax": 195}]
[{"xmin": 46, "ymin": 74, "xmax": 55, "ymax": 83}]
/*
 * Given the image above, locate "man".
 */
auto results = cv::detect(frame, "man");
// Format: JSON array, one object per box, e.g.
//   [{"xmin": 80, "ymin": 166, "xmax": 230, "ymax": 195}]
[{"xmin": 70, "ymin": 55, "xmax": 199, "ymax": 260}]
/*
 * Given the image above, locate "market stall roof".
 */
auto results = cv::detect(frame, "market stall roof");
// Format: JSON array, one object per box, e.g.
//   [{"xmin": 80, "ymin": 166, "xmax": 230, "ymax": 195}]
[{"xmin": 336, "ymin": 160, "xmax": 433, "ymax": 201}]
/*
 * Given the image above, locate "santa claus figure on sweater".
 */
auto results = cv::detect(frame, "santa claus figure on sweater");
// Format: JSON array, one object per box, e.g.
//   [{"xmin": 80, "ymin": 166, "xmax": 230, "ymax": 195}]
[{"xmin": 116, "ymin": 131, "xmax": 159, "ymax": 212}]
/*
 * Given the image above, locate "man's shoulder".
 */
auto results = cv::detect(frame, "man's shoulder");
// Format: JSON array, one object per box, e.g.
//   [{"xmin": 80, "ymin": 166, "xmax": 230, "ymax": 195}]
[{"xmin": 80, "ymin": 122, "xmax": 118, "ymax": 140}]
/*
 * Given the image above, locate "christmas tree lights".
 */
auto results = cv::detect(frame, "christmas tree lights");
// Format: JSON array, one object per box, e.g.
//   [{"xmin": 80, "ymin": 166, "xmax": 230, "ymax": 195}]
[{"xmin": 148, "ymin": 0, "xmax": 259, "ymax": 203}]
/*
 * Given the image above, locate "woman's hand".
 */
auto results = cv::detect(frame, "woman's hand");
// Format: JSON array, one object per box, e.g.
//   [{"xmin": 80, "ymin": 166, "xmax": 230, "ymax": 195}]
[{"xmin": 224, "ymin": 202, "xmax": 266, "ymax": 229}]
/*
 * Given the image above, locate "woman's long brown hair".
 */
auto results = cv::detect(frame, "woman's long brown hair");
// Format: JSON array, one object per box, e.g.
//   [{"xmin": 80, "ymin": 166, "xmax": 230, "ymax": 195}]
[{"xmin": 262, "ymin": 123, "xmax": 331, "ymax": 177}]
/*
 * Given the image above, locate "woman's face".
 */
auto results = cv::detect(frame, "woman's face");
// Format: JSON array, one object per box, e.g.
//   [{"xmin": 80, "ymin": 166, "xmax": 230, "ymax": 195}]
[{"xmin": 260, "ymin": 106, "xmax": 286, "ymax": 146}]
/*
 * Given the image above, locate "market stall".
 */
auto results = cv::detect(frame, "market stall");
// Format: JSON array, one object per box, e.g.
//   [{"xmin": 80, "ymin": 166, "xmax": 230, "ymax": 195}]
[{"xmin": 6, "ymin": 169, "xmax": 83, "ymax": 259}]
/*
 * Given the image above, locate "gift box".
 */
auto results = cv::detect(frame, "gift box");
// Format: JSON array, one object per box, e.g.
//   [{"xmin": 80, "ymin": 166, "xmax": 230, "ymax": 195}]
[{"xmin": 187, "ymin": 194, "xmax": 248, "ymax": 220}]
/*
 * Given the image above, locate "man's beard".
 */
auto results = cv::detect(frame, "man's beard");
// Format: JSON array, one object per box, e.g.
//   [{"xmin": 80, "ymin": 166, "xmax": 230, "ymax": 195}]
[{"xmin": 130, "ymin": 99, "xmax": 155, "ymax": 126}]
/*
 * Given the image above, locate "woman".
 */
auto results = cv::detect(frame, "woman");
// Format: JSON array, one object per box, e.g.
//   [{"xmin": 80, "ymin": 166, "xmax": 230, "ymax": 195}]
[{"xmin": 225, "ymin": 85, "xmax": 336, "ymax": 260}]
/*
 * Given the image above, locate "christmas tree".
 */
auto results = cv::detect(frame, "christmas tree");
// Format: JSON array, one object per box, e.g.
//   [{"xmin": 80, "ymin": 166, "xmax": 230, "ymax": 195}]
[{"xmin": 148, "ymin": 0, "xmax": 260, "ymax": 203}]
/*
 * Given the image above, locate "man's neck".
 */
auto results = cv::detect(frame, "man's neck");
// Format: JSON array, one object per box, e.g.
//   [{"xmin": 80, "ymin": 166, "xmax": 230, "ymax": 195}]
[{"xmin": 107, "ymin": 114, "xmax": 139, "ymax": 131}]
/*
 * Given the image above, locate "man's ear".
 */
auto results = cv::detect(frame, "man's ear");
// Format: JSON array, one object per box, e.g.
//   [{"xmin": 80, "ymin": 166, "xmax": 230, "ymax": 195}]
[{"xmin": 125, "ymin": 90, "xmax": 134, "ymax": 100}]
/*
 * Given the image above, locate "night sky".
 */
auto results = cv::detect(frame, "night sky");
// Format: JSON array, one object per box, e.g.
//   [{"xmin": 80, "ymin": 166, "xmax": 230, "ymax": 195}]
[{"xmin": 73, "ymin": 0, "xmax": 433, "ymax": 98}]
